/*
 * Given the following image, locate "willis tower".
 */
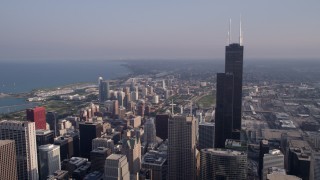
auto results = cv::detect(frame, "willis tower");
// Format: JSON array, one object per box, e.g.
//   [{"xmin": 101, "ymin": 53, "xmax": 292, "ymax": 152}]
[{"xmin": 214, "ymin": 18, "xmax": 244, "ymax": 148}]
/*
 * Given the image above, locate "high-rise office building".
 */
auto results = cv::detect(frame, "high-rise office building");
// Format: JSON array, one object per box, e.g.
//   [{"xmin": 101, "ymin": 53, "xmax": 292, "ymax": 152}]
[
  {"xmin": 46, "ymin": 111, "xmax": 58, "ymax": 136},
  {"xmin": 99, "ymin": 77, "xmax": 110, "ymax": 102},
  {"xmin": 144, "ymin": 118, "xmax": 156, "ymax": 144},
  {"xmin": 225, "ymin": 43, "xmax": 244, "ymax": 135},
  {"xmin": 214, "ymin": 73, "xmax": 234, "ymax": 148},
  {"xmin": 0, "ymin": 140, "xmax": 18, "ymax": 180},
  {"xmin": 141, "ymin": 150, "xmax": 167, "ymax": 180},
  {"xmin": 200, "ymin": 148, "xmax": 247, "ymax": 180},
  {"xmin": 262, "ymin": 149, "xmax": 284, "ymax": 180},
  {"xmin": 214, "ymin": 21, "xmax": 244, "ymax": 148},
  {"xmin": 38, "ymin": 144, "xmax": 61, "ymax": 180},
  {"xmin": 168, "ymin": 115, "xmax": 197, "ymax": 180},
  {"xmin": 54, "ymin": 136, "xmax": 74, "ymax": 161},
  {"xmin": 79, "ymin": 122, "xmax": 103, "ymax": 159},
  {"xmin": 0, "ymin": 120, "xmax": 39, "ymax": 180},
  {"xmin": 27, "ymin": 106, "xmax": 46, "ymax": 130},
  {"xmin": 121, "ymin": 137, "xmax": 141, "ymax": 174},
  {"xmin": 259, "ymin": 140, "xmax": 270, "ymax": 178},
  {"xmin": 104, "ymin": 154, "xmax": 130, "ymax": 180},
  {"xmin": 36, "ymin": 129, "xmax": 54, "ymax": 146},
  {"xmin": 198, "ymin": 122, "xmax": 215, "ymax": 149},
  {"xmin": 90, "ymin": 147, "xmax": 112, "ymax": 172},
  {"xmin": 155, "ymin": 114, "xmax": 169, "ymax": 140}
]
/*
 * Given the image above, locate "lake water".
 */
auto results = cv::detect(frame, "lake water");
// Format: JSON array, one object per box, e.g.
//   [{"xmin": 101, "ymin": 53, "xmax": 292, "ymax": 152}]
[{"xmin": 0, "ymin": 60, "xmax": 130, "ymax": 114}]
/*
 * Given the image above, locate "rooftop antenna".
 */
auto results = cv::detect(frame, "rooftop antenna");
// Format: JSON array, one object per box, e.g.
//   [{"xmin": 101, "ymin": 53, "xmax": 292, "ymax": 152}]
[
  {"xmin": 239, "ymin": 14, "xmax": 243, "ymax": 46},
  {"xmin": 228, "ymin": 18, "xmax": 232, "ymax": 45},
  {"xmin": 170, "ymin": 99, "xmax": 176, "ymax": 115}
]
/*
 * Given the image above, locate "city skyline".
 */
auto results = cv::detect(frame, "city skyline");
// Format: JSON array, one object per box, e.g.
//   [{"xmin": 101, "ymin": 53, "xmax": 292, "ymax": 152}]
[{"xmin": 0, "ymin": 1, "xmax": 319, "ymax": 62}]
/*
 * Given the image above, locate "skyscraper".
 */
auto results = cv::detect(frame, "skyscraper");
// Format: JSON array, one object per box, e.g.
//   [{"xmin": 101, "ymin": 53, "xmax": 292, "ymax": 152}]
[
  {"xmin": 0, "ymin": 120, "xmax": 39, "ymax": 180},
  {"xmin": 144, "ymin": 118, "xmax": 156, "ymax": 145},
  {"xmin": 155, "ymin": 114, "xmax": 169, "ymax": 140},
  {"xmin": 198, "ymin": 122, "xmax": 215, "ymax": 149},
  {"xmin": 200, "ymin": 148, "xmax": 247, "ymax": 180},
  {"xmin": 214, "ymin": 19, "xmax": 244, "ymax": 148},
  {"xmin": 98, "ymin": 77, "xmax": 110, "ymax": 102},
  {"xmin": 38, "ymin": 144, "xmax": 61, "ymax": 180},
  {"xmin": 121, "ymin": 136, "xmax": 141, "ymax": 175},
  {"xmin": 168, "ymin": 115, "xmax": 197, "ymax": 180},
  {"xmin": 46, "ymin": 111, "xmax": 58, "ymax": 137},
  {"xmin": 104, "ymin": 154, "xmax": 130, "ymax": 180},
  {"xmin": 79, "ymin": 122, "xmax": 103, "ymax": 159},
  {"xmin": 27, "ymin": 106, "xmax": 46, "ymax": 130},
  {"xmin": 214, "ymin": 73, "xmax": 234, "ymax": 148},
  {"xmin": 225, "ymin": 42, "xmax": 244, "ymax": 137},
  {"xmin": 0, "ymin": 140, "xmax": 18, "ymax": 180}
]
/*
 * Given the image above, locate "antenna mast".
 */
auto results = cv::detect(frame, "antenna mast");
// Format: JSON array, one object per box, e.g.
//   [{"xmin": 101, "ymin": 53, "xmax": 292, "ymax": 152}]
[
  {"xmin": 228, "ymin": 18, "xmax": 232, "ymax": 45},
  {"xmin": 239, "ymin": 15, "xmax": 243, "ymax": 46}
]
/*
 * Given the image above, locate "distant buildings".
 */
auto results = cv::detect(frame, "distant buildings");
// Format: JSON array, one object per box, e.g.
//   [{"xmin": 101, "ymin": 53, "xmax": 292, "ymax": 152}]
[
  {"xmin": 38, "ymin": 144, "xmax": 61, "ymax": 180},
  {"xmin": 168, "ymin": 115, "xmax": 197, "ymax": 180},
  {"xmin": 26, "ymin": 106, "xmax": 46, "ymax": 130},
  {"xmin": 0, "ymin": 140, "xmax": 17, "ymax": 180},
  {"xmin": 0, "ymin": 120, "xmax": 39, "ymax": 180},
  {"xmin": 200, "ymin": 148, "xmax": 247, "ymax": 180},
  {"xmin": 104, "ymin": 154, "xmax": 130, "ymax": 180}
]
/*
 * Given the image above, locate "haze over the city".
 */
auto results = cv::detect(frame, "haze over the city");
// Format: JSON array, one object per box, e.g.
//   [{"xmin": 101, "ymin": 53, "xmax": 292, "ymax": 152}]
[{"xmin": 0, "ymin": 0, "xmax": 319, "ymax": 62}]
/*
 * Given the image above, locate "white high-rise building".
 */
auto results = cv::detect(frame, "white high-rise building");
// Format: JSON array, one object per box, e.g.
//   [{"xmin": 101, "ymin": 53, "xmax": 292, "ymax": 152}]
[
  {"xmin": 144, "ymin": 118, "xmax": 156, "ymax": 144},
  {"xmin": 38, "ymin": 144, "xmax": 61, "ymax": 180},
  {"xmin": 0, "ymin": 120, "xmax": 39, "ymax": 180},
  {"xmin": 104, "ymin": 154, "xmax": 130, "ymax": 180}
]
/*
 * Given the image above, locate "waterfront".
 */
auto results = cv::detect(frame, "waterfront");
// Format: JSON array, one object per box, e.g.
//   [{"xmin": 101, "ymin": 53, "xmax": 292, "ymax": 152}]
[{"xmin": 0, "ymin": 60, "xmax": 130, "ymax": 114}]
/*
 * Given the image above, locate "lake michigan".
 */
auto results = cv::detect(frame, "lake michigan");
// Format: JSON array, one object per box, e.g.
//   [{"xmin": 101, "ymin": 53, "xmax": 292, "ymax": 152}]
[{"xmin": 0, "ymin": 60, "xmax": 130, "ymax": 114}]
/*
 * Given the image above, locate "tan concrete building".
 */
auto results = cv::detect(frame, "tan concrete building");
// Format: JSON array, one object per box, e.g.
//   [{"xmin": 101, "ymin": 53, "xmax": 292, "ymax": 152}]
[{"xmin": 0, "ymin": 140, "xmax": 18, "ymax": 180}]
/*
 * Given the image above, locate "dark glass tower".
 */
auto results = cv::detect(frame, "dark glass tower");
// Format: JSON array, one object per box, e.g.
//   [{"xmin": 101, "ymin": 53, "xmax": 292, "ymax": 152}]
[
  {"xmin": 79, "ymin": 122, "xmax": 102, "ymax": 159},
  {"xmin": 214, "ymin": 73, "xmax": 234, "ymax": 148},
  {"xmin": 225, "ymin": 43, "xmax": 244, "ymax": 134},
  {"xmin": 214, "ymin": 20, "xmax": 244, "ymax": 148}
]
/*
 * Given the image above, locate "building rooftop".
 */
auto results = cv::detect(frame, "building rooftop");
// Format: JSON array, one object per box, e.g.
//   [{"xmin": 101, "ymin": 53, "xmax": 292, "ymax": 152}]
[
  {"xmin": 202, "ymin": 148, "xmax": 247, "ymax": 157},
  {"xmin": 36, "ymin": 129, "xmax": 53, "ymax": 135},
  {"xmin": 142, "ymin": 150, "xmax": 167, "ymax": 165},
  {"xmin": 0, "ymin": 140, "xmax": 14, "ymax": 146},
  {"xmin": 107, "ymin": 154, "xmax": 125, "ymax": 160},
  {"xmin": 38, "ymin": 144, "xmax": 59, "ymax": 151}
]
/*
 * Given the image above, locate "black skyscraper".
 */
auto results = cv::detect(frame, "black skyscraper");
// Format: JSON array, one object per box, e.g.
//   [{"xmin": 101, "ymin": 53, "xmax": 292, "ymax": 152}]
[
  {"xmin": 214, "ymin": 20, "xmax": 244, "ymax": 148},
  {"xmin": 155, "ymin": 114, "xmax": 169, "ymax": 140},
  {"xmin": 79, "ymin": 122, "xmax": 103, "ymax": 159},
  {"xmin": 225, "ymin": 43, "xmax": 244, "ymax": 135},
  {"xmin": 214, "ymin": 73, "xmax": 234, "ymax": 148}
]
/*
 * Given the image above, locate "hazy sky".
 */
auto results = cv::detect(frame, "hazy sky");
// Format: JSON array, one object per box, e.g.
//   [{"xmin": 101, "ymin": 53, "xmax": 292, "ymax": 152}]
[{"xmin": 0, "ymin": 1, "xmax": 319, "ymax": 62}]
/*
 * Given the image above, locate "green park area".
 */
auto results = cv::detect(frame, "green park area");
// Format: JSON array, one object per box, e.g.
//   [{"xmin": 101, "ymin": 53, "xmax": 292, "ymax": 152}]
[{"xmin": 196, "ymin": 94, "xmax": 215, "ymax": 108}]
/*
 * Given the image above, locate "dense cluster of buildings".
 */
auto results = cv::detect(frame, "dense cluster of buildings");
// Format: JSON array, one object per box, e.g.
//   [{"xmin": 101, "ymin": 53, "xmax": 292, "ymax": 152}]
[{"xmin": 1, "ymin": 24, "xmax": 320, "ymax": 180}]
